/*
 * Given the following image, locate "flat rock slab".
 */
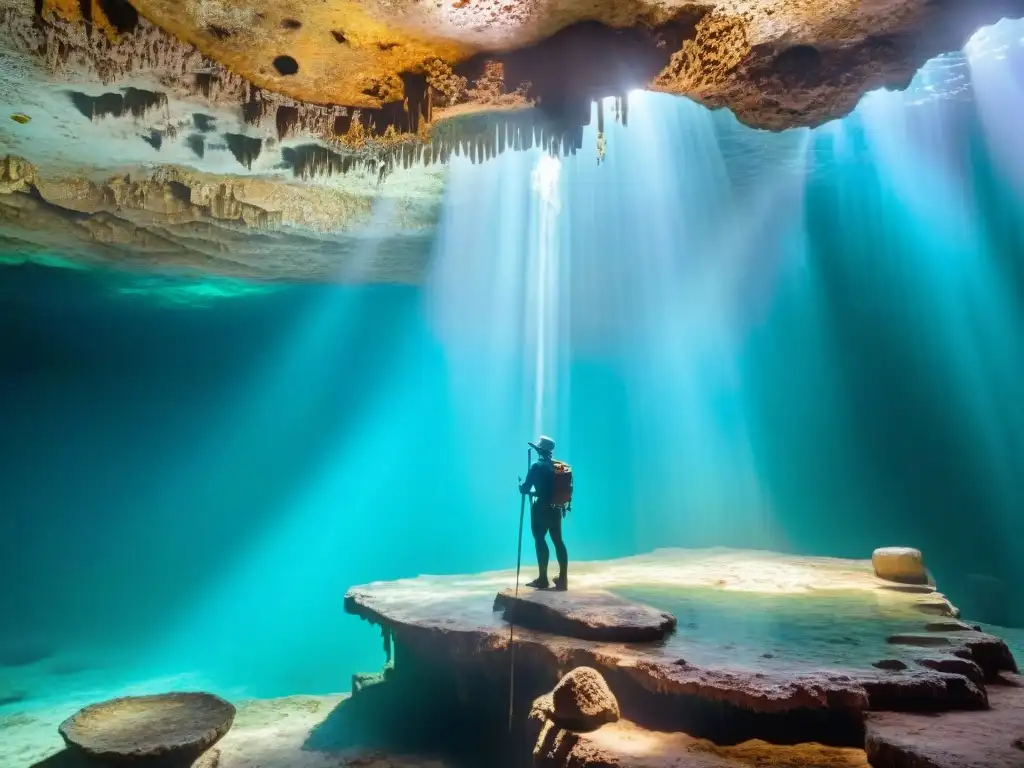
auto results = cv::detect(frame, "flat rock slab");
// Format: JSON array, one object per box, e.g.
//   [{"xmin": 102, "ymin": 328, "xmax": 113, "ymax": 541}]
[
  {"xmin": 58, "ymin": 692, "xmax": 235, "ymax": 765},
  {"xmin": 866, "ymin": 677, "xmax": 1024, "ymax": 768},
  {"xmin": 494, "ymin": 589, "xmax": 676, "ymax": 643}
]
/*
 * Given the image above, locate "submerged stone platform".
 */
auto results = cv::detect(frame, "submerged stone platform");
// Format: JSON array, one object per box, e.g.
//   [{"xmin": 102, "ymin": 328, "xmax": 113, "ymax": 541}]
[{"xmin": 344, "ymin": 547, "xmax": 1021, "ymax": 766}]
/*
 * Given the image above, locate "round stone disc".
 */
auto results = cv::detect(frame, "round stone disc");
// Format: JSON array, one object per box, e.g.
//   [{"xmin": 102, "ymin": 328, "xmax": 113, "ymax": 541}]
[{"xmin": 58, "ymin": 692, "xmax": 235, "ymax": 765}]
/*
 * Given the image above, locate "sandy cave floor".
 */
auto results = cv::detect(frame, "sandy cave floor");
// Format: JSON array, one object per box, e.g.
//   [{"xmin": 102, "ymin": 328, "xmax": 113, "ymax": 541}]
[{"xmin": 0, "ymin": 690, "xmax": 456, "ymax": 768}]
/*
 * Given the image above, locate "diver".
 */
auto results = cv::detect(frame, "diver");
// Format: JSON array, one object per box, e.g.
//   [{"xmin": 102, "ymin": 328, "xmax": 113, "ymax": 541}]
[{"xmin": 519, "ymin": 435, "xmax": 572, "ymax": 591}]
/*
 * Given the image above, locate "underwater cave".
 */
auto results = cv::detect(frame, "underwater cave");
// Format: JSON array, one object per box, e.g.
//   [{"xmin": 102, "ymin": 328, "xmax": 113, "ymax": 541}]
[{"xmin": 1, "ymin": 2, "xmax": 1023, "ymax": 767}]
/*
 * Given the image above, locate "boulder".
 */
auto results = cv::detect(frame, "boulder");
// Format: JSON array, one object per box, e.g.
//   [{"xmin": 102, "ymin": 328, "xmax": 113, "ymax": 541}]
[
  {"xmin": 872, "ymin": 548, "xmax": 929, "ymax": 585},
  {"xmin": 550, "ymin": 667, "xmax": 620, "ymax": 732},
  {"xmin": 58, "ymin": 692, "xmax": 235, "ymax": 765},
  {"xmin": 493, "ymin": 588, "xmax": 676, "ymax": 643}
]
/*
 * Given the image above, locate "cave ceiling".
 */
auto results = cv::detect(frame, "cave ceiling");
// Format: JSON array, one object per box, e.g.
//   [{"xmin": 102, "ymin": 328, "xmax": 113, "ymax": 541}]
[{"xmin": 0, "ymin": 0, "xmax": 1021, "ymax": 283}]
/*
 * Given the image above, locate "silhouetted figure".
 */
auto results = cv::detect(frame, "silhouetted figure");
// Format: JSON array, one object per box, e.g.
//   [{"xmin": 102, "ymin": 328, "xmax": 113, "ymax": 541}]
[{"xmin": 519, "ymin": 435, "xmax": 571, "ymax": 590}]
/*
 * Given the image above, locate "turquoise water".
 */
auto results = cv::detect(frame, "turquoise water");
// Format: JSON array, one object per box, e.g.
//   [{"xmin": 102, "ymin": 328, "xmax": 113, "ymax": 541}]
[{"xmin": 1, "ymin": 22, "xmax": 1023, "ymax": 722}]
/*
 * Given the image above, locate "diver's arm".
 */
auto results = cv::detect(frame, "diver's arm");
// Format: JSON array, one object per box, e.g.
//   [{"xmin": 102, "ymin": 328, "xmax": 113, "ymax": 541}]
[{"xmin": 519, "ymin": 463, "xmax": 537, "ymax": 495}]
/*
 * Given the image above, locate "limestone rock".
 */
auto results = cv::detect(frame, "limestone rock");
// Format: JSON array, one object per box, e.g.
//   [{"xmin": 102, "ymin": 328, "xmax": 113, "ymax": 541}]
[
  {"xmin": 550, "ymin": 667, "xmax": 620, "ymax": 732},
  {"xmin": 0, "ymin": 156, "xmax": 439, "ymax": 284},
  {"xmin": 866, "ymin": 678, "xmax": 1024, "ymax": 768},
  {"xmin": 38, "ymin": 0, "xmax": 1024, "ymax": 131},
  {"xmin": 872, "ymin": 547, "xmax": 929, "ymax": 585},
  {"xmin": 917, "ymin": 657, "xmax": 986, "ymax": 688},
  {"xmin": 861, "ymin": 669, "xmax": 989, "ymax": 712},
  {"xmin": 493, "ymin": 588, "xmax": 677, "ymax": 643},
  {"xmin": 58, "ymin": 692, "xmax": 236, "ymax": 765}
]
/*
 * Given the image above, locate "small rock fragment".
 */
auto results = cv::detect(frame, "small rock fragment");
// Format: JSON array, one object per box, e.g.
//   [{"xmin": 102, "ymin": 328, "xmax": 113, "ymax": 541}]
[
  {"xmin": 551, "ymin": 667, "xmax": 620, "ymax": 732},
  {"xmin": 872, "ymin": 547, "xmax": 928, "ymax": 584},
  {"xmin": 872, "ymin": 659, "xmax": 908, "ymax": 671},
  {"xmin": 887, "ymin": 634, "xmax": 954, "ymax": 647},
  {"xmin": 916, "ymin": 657, "xmax": 985, "ymax": 687}
]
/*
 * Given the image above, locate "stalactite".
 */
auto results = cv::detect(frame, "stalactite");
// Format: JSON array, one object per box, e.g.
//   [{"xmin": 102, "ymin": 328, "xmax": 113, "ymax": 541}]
[
  {"xmin": 275, "ymin": 105, "xmax": 299, "ymax": 140},
  {"xmin": 194, "ymin": 72, "xmax": 215, "ymax": 98},
  {"xmin": 381, "ymin": 625, "xmax": 392, "ymax": 664}
]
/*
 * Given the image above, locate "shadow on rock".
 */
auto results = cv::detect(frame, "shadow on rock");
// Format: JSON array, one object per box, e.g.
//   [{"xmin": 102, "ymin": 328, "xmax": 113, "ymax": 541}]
[
  {"xmin": 304, "ymin": 677, "xmax": 510, "ymax": 768},
  {"xmin": 32, "ymin": 748, "xmax": 217, "ymax": 768},
  {"xmin": 30, "ymin": 749, "xmax": 89, "ymax": 768}
]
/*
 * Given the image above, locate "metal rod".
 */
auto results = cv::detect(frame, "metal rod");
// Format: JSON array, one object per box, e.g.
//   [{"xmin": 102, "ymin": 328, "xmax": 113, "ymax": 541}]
[{"xmin": 508, "ymin": 446, "xmax": 532, "ymax": 734}]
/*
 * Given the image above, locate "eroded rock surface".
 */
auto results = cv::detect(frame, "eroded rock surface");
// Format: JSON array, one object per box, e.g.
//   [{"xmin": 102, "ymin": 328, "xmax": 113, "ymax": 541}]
[
  {"xmin": 0, "ymin": 156, "xmax": 440, "ymax": 282},
  {"xmin": 548, "ymin": 667, "xmax": 621, "ymax": 732},
  {"xmin": 22, "ymin": 0, "xmax": 1024, "ymax": 131},
  {"xmin": 58, "ymin": 692, "xmax": 235, "ymax": 765},
  {"xmin": 865, "ymin": 676, "xmax": 1024, "ymax": 768},
  {"xmin": 494, "ymin": 588, "xmax": 677, "ymax": 643}
]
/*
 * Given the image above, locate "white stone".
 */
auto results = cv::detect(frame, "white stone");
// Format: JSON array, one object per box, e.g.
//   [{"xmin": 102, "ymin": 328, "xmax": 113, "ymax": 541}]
[{"xmin": 872, "ymin": 547, "xmax": 928, "ymax": 585}]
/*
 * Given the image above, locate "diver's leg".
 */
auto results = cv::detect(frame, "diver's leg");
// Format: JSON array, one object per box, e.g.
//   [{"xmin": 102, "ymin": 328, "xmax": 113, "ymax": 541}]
[
  {"xmin": 549, "ymin": 508, "xmax": 569, "ymax": 590},
  {"xmin": 527, "ymin": 501, "xmax": 550, "ymax": 588}
]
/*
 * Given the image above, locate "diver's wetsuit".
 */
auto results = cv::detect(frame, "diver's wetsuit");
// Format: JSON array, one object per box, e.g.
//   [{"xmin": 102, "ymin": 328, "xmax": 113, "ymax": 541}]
[{"xmin": 519, "ymin": 455, "xmax": 568, "ymax": 587}]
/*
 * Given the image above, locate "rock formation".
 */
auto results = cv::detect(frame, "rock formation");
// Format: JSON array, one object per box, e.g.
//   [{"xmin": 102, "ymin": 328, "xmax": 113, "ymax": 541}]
[
  {"xmin": 493, "ymin": 588, "xmax": 677, "ymax": 643},
  {"xmin": 865, "ymin": 675, "xmax": 1024, "ymax": 768},
  {"xmin": 547, "ymin": 667, "xmax": 621, "ymax": 732},
  {"xmin": 344, "ymin": 547, "xmax": 1022, "ymax": 767},
  {"xmin": 1, "ymin": 0, "xmax": 1023, "ymax": 280},
  {"xmin": 58, "ymin": 692, "xmax": 236, "ymax": 765}
]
